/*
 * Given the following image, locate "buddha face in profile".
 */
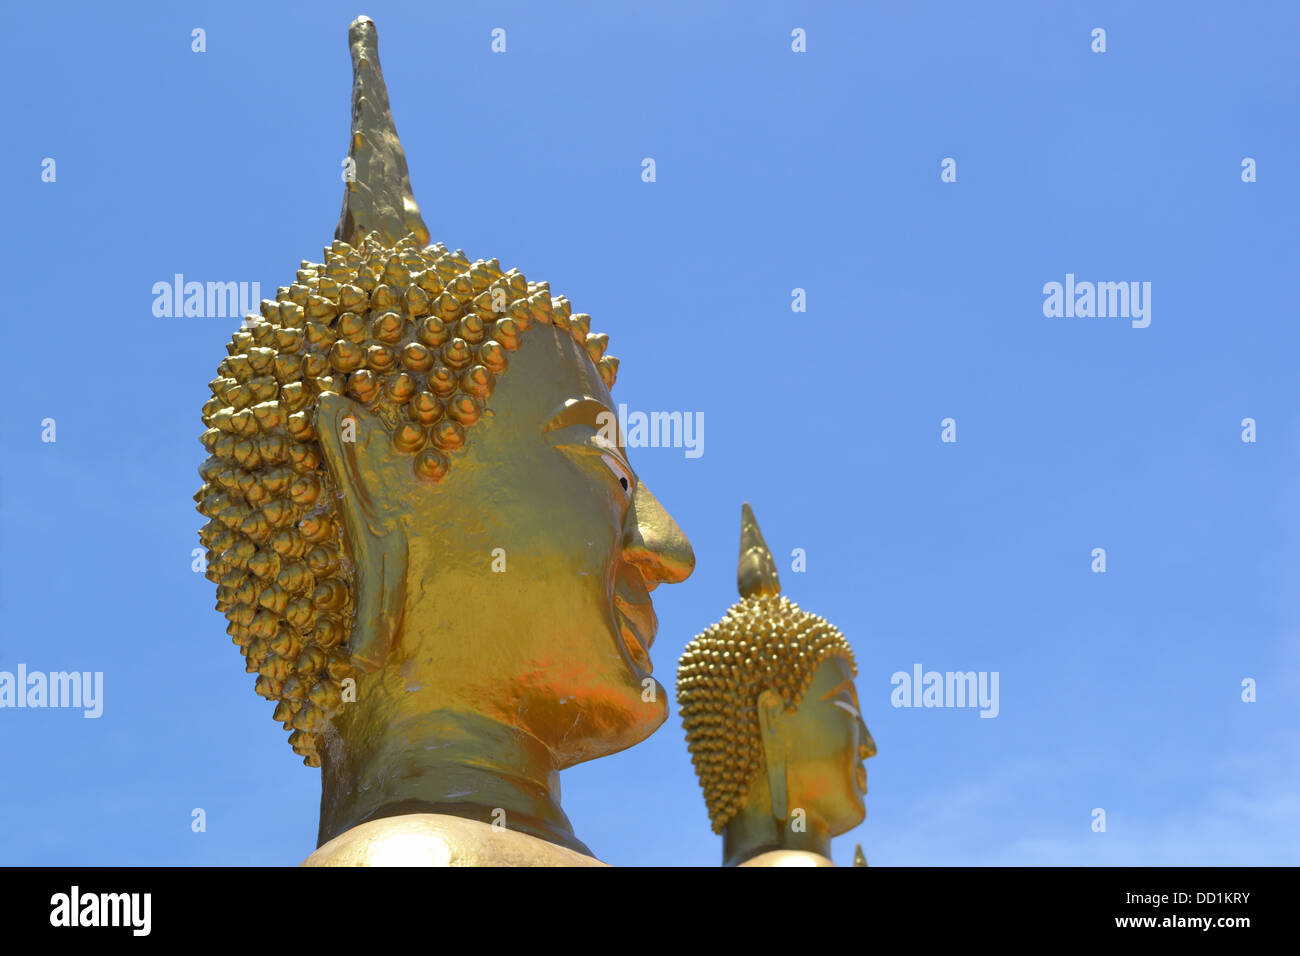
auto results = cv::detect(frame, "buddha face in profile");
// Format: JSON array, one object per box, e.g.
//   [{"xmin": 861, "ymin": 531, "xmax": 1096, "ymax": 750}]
[
  {"xmin": 197, "ymin": 233, "xmax": 693, "ymax": 849},
  {"xmin": 677, "ymin": 505, "xmax": 875, "ymax": 864},
  {"xmin": 774, "ymin": 653, "xmax": 875, "ymax": 834}
]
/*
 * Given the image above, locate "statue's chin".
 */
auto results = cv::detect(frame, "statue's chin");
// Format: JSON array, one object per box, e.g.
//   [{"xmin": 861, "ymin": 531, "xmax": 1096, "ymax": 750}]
[
  {"xmin": 833, "ymin": 793, "xmax": 869, "ymax": 837},
  {"xmin": 533, "ymin": 611, "xmax": 668, "ymax": 766},
  {"xmin": 549, "ymin": 685, "xmax": 668, "ymax": 769}
]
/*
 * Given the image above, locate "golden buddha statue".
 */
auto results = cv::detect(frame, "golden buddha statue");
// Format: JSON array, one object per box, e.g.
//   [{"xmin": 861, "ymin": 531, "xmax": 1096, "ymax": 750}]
[
  {"xmin": 194, "ymin": 16, "xmax": 693, "ymax": 866},
  {"xmin": 677, "ymin": 504, "xmax": 877, "ymax": 867}
]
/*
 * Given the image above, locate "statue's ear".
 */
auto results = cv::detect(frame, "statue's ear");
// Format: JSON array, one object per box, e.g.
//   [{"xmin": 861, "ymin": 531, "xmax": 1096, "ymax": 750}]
[
  {"xmin": 757, "ymin": 688, "xmax": 788, "ymax": 821},
  {"xmin": 316, "ymin": 392, "xmax": 408, "ymax": 673}
]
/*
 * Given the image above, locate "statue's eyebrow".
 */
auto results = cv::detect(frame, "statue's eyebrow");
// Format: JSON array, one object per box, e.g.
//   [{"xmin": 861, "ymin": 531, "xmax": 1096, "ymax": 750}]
[
  {"xmin": 542, "ymin": 397, "xmax": 616, "ymax": 435},
  {"xmin": 823, "ymin": 678, "xmax": 859, "ymax": 705}
]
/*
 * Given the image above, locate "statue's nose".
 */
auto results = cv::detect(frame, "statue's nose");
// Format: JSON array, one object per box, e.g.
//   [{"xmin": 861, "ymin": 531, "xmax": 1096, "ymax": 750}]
[
  {"xmin": 859, "ymin": 719, "xmax": 877, "ymax": 759},
  {"xmin": 621, "ymin": 481, "xmax": 694, "ymax": 586}
]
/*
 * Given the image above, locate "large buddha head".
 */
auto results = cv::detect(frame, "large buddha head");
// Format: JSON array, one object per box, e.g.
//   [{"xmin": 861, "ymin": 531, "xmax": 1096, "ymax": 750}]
[
  {"xmin": 194, "ymin": 18, "xmax": 693, "ymax": 829},
  {"xmin": 677, "ymin": 504, "xmax": 875, "ymax": 865}
]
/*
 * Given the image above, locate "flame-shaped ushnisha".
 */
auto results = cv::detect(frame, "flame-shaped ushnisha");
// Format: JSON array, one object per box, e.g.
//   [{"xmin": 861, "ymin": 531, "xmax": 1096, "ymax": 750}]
[{"xmin": 335, "ymin": 16, "xmax": 428, "ymax": 247}]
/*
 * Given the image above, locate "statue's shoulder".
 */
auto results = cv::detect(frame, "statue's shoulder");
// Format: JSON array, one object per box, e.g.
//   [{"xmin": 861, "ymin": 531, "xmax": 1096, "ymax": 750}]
[
  {"xmin": 301, "ymin": 813, "xmax": 607, "ymax": 867},
  {"xmin": 738, "ymin": 850, "xmax": 835, "ymax": 867}
]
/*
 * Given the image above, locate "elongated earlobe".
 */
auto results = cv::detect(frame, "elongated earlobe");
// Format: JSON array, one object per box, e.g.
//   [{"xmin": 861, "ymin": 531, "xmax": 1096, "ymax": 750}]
[
  {"xmin": 757, "ymin": 688, "xmax": 788, "ymax": 821},
  {"xmin": 316, "ymin": 393, "xmax": 408, "ymax": 671}
]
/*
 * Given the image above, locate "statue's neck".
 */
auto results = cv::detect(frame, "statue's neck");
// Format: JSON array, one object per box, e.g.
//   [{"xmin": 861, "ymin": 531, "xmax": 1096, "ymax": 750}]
[
  {"xmin": 722, "ymin": 799, "xmax": 833, "ymax": 867},
  {"xmin": 317, "ymin": 706, "xmax": 592, "ymax": 857}
]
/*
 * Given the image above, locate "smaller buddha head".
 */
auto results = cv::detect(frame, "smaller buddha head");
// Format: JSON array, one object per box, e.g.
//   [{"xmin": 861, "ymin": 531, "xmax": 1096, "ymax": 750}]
[{"xmin": 677, "ymin": 504, "xmax": 876, "ymax": 845}]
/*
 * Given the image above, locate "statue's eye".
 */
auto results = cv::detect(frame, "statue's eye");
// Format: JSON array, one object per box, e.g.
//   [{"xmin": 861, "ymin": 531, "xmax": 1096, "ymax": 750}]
[
  {"xmin": 600, "ymin": 453, "xmax": 634, "ymax": 498},
  {"xmin": 832, "ymin": 699, "xmax": 860, "ymax": 720}
]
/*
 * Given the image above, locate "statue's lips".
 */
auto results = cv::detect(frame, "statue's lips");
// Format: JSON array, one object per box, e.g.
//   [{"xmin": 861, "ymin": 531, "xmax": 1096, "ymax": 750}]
[{"xmin": 613, "ymin": 594, "xmax": 657, "ymax": 674}]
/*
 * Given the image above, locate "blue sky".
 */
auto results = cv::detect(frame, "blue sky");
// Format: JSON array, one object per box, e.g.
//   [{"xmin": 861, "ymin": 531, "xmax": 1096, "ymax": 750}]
[{"xmin": 2, "ymin": 0, "xmax": 1297, "ymax": 866}]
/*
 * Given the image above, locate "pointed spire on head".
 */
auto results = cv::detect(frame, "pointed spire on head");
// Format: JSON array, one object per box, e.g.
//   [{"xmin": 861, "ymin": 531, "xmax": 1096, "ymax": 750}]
[
  {"xmin": 853, "ymin": 843, "xmax": 868, "ymax": 867},
  {"xmin": 336, "ymin": 16, "xmax": 430, "ymax": 247},
  {"xmin": 737, "ymin": 502, "xmax": 781, "ymax": 599}
]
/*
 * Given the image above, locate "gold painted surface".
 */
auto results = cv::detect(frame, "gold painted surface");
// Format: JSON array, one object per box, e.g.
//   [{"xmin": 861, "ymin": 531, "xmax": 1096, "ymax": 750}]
[
  {"xmin": 678, "ymin": 505, "xmax": 876, "ymax": 867},
  {"xmin": 737, "ymin": 502, "xmax": 781, "ymax": 599},
  {"xmin": 738, "ymin": 850, "xmax": 836, "ymax": 868},
  {"xmin": 195, "ymin": 16, "xmax": 694, "ymax": 865},
  {"xmin": 303, "ymin": 814, "xmax": 607, "ymax": 867},
  {"xmin": 336, "ymin": 17, "xmax": 429, "ymax": 247}
]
